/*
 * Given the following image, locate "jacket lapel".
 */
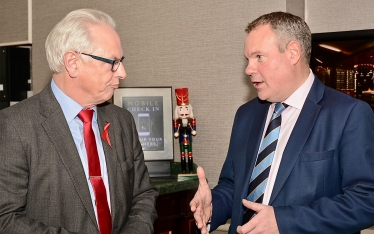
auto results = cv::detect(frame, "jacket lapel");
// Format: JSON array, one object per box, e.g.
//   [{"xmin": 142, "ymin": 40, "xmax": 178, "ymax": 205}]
[
  {"xmin": 269, "ymin": 77, "xmax": 324, "ymax": 204},
  {"xmin": 96, "ymin": 105, "xmax": 119, "ymax": 223},
  {"xmin": 38, "ymin": 84, "xmax": 97, "ymax": 225},
  {"xmin": 243, "ymin": 101, "xmax": 271, "ymax": 198}
]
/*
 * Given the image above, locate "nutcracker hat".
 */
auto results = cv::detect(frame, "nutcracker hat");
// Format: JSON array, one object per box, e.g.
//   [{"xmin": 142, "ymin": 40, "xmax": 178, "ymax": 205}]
[{"xmin": 175, "ymin": 88, "xmax": 189, "ymax": 106}]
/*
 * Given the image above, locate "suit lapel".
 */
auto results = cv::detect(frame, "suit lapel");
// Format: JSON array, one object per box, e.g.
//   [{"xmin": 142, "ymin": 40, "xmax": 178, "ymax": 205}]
[
  {"xmin": 96, "ymin": 105, "xmax": 119, "ymax": 223},
  {"xmin": 269, "ymin": 77, "xmax": 324, "ymax": 204},
  {"xmin": 38, "ymin": 84, "xmax": 98, "ymax": 226},
  {"xmin": 243, "ymin": 101, "xmax": 270, "ymax": 198}
]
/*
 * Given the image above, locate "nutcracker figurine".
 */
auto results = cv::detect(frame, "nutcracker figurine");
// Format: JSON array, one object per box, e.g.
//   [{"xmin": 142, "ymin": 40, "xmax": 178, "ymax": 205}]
[{"xmin": 173, "ymin": 88, "xmax": 196, "ymax": 173}]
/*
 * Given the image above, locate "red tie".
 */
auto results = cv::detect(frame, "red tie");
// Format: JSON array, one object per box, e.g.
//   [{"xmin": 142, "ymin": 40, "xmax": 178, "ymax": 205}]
[{"xmin": 78, "ymin": 109, "xmax": 112, "ymax": 234}]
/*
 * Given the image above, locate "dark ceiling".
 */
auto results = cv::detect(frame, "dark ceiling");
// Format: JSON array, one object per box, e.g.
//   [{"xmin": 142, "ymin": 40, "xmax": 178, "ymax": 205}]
[{"xmin": 311, "ymin": 30, "xmax": 374, "ymax": 71}]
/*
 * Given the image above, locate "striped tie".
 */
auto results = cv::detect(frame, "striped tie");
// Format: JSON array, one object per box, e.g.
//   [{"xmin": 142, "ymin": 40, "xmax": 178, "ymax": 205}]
[{"xmin": 243, "ymin": 102, "xmax": 288, "ymax": 223}]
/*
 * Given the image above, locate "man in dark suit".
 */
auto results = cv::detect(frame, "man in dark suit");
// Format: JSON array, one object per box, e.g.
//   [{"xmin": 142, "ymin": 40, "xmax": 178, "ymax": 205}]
[
  {"xmin": 190, "ymin": 11, "xmax": 374, "ymax": 234},
  {"xmin": 0, "ymin": 9, "xmax": 158, "ymax": 233}
]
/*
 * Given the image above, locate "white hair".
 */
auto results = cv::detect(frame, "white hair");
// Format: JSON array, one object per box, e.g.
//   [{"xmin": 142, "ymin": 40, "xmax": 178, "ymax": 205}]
[
  {"xmin": 174, "ymin": 104, "xmax": 194, "ymax": 119},
  {"xmin": 45, "ymin": 9, "xmax": 116, "ymax": 73}
]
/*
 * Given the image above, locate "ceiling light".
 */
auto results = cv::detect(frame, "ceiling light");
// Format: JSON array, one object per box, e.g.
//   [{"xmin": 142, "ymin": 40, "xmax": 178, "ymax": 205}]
[{"xmin": 319, "ymin": 44, "xmax": 341, "ymax": 52}]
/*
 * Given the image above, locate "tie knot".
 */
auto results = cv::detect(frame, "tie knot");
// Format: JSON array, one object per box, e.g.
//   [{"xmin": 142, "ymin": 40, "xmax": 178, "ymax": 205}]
[
  {"xmin": 78, "ymin": 109, "xmax": 94, "ymax": 123},
  {"xmin": 274, "ymin": 102, "xmax": 288, "ymax": 115}
]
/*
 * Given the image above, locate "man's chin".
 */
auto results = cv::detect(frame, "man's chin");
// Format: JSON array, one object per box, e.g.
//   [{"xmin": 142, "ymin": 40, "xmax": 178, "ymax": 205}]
[
  {"xmin": 257, "ymin": 94, "xmax": 267, "ymax": 101},
  {"xmin": 99, "ymin": 92, "xmax": 115, "ymax": 104}
]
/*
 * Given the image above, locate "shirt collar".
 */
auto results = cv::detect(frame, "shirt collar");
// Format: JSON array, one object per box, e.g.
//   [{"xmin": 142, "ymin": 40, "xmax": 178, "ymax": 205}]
[
  {"xmin": 283, "ymin": 69, "xmax": 314, "ymax": 110},
  {"xmin": 51, "ymin": 78, "xmax": 97, "ymax": 124}
]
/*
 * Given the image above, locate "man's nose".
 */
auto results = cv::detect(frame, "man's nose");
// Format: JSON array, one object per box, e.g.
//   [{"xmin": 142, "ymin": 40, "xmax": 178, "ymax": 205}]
[
  {"xmin": 116, "ymin": 63, "xmax": 127, "ymax": 79},
  {"xmin": 245, "ymin": 61, "xmax": 256, "ymax": 76}
]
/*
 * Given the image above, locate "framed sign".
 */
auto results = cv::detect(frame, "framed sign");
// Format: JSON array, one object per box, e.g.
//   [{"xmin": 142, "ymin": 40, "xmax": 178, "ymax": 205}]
[{"xmin": 113, "ymin": 87, "xmax": 173, "ymax": 161}]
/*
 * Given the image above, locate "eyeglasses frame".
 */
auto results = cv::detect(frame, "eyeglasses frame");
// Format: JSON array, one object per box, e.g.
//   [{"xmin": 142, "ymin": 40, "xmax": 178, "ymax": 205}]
[{"xmin": 76, "ymin": 51, "xmax": 124, "ymax": 72}]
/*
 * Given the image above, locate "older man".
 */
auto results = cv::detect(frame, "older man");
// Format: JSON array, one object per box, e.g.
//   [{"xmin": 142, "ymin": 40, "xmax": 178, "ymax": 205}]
[{"xmin": 0, "ymin": 9, "xmax": 157, "ymax": 234}]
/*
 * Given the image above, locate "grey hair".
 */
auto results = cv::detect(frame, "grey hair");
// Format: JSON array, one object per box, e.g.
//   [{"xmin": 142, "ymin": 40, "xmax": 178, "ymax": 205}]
[
  {"xmin": 45, "ymin": 9, "xmax": 116, "ymax": 73},
  {"xmin": 245, "ymin": 11, "xmax": 311, "ymax": 64}
]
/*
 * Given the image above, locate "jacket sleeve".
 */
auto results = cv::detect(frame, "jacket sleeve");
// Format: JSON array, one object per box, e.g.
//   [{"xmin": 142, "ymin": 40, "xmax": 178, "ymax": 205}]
[{"xmin": 210, "ymin": 110, "xmax": 241, "ymax": 231}]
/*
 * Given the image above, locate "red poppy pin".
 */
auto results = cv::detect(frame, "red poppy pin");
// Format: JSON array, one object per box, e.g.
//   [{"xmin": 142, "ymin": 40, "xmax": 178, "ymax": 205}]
[{"xmin": 101, "ymin": 123, "xmax": 112, "ymax": 147}]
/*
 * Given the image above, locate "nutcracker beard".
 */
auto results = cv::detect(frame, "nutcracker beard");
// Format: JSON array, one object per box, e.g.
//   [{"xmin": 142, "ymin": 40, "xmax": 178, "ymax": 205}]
[{"xmin": 181, "ymin": 118, "xmax": 188, "ymax": 127}]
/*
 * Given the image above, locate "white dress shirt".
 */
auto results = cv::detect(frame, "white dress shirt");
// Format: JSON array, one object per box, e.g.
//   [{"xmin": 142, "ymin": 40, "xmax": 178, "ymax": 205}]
[
  {"xmin": 50, "ymin": 79, "xmax": 111, "ymax": 221},
  {"xmin": 262, "ymin": 70, "xmax": 315, "ymax": 205}
]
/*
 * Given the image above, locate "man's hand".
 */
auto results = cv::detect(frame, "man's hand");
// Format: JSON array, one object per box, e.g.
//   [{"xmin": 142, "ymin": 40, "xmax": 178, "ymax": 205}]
[
  {"xmin": 190, "ymin": 167, "xmax": 212, "ymax": 234},
  {"xmin": 237, "ymin": 200, "xmax": 279, "ymax": 234}
]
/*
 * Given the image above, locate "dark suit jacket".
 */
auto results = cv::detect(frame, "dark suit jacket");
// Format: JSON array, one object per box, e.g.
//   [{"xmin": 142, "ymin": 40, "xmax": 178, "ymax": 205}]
[
  {"xmin": 0, "ymin": 83, "xmax": 158, "ymax": 233},
  {"xmin": 210, "ymin": 77, "xmax": 374, "ymax": 234}
]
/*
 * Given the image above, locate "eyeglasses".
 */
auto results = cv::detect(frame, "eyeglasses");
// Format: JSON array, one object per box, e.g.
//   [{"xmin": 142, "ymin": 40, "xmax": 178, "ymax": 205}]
[{"xmin": 76, "ymin": 51, "xmax": 124, "ymax": 72}]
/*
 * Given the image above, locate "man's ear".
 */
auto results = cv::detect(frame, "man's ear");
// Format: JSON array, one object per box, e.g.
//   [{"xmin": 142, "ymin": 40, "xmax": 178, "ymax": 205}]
[
  {"xmin": 64, "ymin": 51, "xmax": 78, "ymax": 78},
  {"xmin": 287, "ymin": 40, "xmax": 302, "ymax": 65}
]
